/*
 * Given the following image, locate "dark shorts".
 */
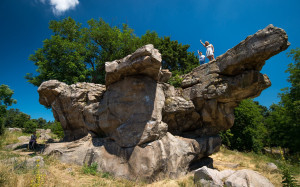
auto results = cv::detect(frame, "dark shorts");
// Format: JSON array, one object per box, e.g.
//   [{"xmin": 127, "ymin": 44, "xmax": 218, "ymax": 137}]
[{"xmin": 199, "ymin": 60, "xmax": 205, "ymax": 65}]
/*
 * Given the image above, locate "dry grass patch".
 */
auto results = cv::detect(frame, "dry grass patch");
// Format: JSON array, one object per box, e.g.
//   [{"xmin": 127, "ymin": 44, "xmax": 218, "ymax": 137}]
[
  {"xmin": 149, "ymin": 175, "xmax": 194, "ymax": 187},
  {"xmin": 0, "ymin": 130, "xmax": 30, "ymax": 148},
  {"xmin": 41, "ymin": 159, "xmax": 142, "ymax": 187},
  {"xmin": 211, "ymin": 146, "xmax": 299, "ymax": 187},
  {"xmin": 0, "ymin": 164, "xmax": 18, "ymax": 186}
]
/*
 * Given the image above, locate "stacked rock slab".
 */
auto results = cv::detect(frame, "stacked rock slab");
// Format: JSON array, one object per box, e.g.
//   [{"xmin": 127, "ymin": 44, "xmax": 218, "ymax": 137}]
[
  {"xmin": 170, "ymin": 24, "xmax": 289, "ymax": 136},
  {"xmin": 38, "ymin": 25, "xmax": 289, "ymax": 181}
]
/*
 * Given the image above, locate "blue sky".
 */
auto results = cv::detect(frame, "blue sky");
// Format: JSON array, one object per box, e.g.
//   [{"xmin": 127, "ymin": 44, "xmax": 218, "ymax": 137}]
[{"xmin": 0, "ymin": 0, "xmax": 299, "ymax": 121}]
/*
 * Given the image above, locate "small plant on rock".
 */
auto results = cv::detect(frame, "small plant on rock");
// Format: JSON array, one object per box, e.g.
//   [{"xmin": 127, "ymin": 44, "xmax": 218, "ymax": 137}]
[{"xmin": 168, "ymin": 74, "xmax": 183, "ymax": 87}]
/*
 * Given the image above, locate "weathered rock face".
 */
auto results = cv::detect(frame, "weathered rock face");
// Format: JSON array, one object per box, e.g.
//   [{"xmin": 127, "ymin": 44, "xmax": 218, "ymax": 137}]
[
  {"xmin": 98, "ymin": 76, "xmax": 167, "ymax": 147},
  {"xmin": 38, "ymin": 81, "xmax": 106, "ymax": 141},
  {"xmin": 175, "ymin": 24, "xmax": 289, "ymax": 135},
  {"xmin": 44, "ymin": 133, "xmax": 220, "ymax": 181},
  {"xmin": 38, "ymin": 25, "xmax": 289, "ymax": 181},
  {"xmin": 105, "ymin": 44, "xmax": 162, "ymax": 86}
]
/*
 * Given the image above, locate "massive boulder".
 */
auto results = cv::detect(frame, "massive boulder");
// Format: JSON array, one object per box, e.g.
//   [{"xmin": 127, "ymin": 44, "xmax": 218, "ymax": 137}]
[
  {"xmin": 38, "ymin": 25, "xmax": 289, "ymax": 181},
  {"xmin": 38, "ymin": 81, "xmax": 106, "ymax": 141}
]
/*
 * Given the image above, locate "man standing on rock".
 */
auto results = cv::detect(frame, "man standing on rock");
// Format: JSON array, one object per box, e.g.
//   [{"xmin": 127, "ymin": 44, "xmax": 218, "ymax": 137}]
[{"xmin": 198, "ymin": 50, "xmax": 205, "ymax": 65}]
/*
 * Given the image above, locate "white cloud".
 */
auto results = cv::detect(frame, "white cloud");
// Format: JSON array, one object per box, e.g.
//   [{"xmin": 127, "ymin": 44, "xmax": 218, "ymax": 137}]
[{"xmin": 39, "ymin": 0, "xmax": 79, "ymax": 15}]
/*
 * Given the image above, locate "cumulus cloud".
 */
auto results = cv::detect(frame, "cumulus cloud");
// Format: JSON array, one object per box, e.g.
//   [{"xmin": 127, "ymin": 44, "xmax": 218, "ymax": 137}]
[{"xmin": 39, "ymin": 0, "xmax": 79, "ymax": 15}]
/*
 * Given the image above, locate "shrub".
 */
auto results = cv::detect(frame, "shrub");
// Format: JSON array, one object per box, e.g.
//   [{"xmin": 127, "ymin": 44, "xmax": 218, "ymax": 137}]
[
  {"xmin": 221, "ymin": 99, "xmax": 267, "ymax": 153},
  {"xmin": 23, "ymin": 120, "xmax": 38, "ymax": 134},
  {"xmin": 82, "ymin": 162, "xmax": 98, "ymax": 175},
  {"xmin": 168, "ymin": 74, "xmax": 183, "ymax": 87},
  {"xmin": 101, "ymin": 172, "xmax": 112, "ymax": 179},
  {"xmin": 50, "ymin": 121, "xmax": 64, "ymax": 139},
  {"xmin": 219, "ymin": 129, "xmax": 233, "ymax": 147}
]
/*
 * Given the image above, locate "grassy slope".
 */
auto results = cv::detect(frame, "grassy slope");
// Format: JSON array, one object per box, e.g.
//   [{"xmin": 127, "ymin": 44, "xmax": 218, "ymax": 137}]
[
  {"xmin": 212, "ymin": 147, "xmax": 300, "ymax": 187},
  {"xmin": 0, "ymin": 130, "xmax": 299, "ymax": 187}
]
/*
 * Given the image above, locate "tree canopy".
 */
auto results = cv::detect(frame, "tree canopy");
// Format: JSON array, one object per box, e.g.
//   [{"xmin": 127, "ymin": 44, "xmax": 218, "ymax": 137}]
[
  {"xmin": 0, "ymin": 85, "xmax": 17, "ymax": 107},
  {"xmin": 265, "ymin": 48, "xmax": 300, "ymax": 153},
  {"xmin": 0, "ymin": 84, "xmax": 17, "ymax": 135},
  {"xmin": 26, "ymin": 17, "xmax": 198, "ymax": 86},
  {"xmin": 221, "ymin": 48, "xmax": 300, "ymax": 154},
  {"xmin": 221, "ymin": 99, "xmax": 267, "ymax": 153}
]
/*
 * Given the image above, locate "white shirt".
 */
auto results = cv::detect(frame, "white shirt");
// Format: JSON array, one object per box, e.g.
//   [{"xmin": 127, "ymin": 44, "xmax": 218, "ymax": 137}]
[{"xmin": 199, "ymin": 55, "xmax": 205, "ymax": 62}]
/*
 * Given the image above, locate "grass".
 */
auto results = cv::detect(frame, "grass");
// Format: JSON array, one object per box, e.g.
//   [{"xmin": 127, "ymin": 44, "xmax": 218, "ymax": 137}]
[
  {"xmin": 211, "ymin": 146, "xmax": 300, "ymax": 187},
  {"xmin": 0, "ymin": 130, "xmax": 31, "ymax": 148},
  {"xmin": 1, "ymin": 130, "xmax": 299, "ymax": 186},
  {"xmin": 0, "ymin": 163, "xmax": 18, "ymax": 187},
  {"xmin": 82, "ymin": 162, "xmax": 98, "ymax": 175}
]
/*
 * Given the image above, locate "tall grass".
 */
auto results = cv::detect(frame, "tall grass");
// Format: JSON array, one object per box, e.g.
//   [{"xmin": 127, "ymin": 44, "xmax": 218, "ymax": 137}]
[
  {"xmin": 0, "ymin": 130, "xmax": 30, "ymax": 149},
  {"xmin": 0, "ymin": 164, "xmax": 19, "ymax": 186}
]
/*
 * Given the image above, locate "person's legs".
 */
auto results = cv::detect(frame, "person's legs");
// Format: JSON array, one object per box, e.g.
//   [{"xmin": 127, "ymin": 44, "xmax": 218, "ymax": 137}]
[
  {"xmin": 32, "ymin": 141, "xmax": 36, "ymax": 150},
  {"xmin": 208, "ymin": 55, "xmax": 215, "ymax": 61},
  {"xmin": 29, "ymin": 141, "xmax": 34, "ymax": 150}
]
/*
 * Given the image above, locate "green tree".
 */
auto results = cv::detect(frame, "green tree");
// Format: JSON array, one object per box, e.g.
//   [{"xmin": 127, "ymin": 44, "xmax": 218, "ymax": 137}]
[
  {"xmin": 140, "ymin": 31, "xmax": 199, "ymax": 77},
  {"xmin": 283, "ymin": 48, "xmax": 300, "ymax": 153},
  {"xmin": 23, "ymin": 120, "xmax": 38, "ymax": 134},
  {"xmin": 13, "ymin": 113, "xmax": 30, "ymax": 128},
  {"xmin": 25, "ymin": 17, "xmax": 90, "ymax": 86},
  {"xmin": 50, "ymin": 121, "xmax": 64, "ymax": 139},
  {"xmin": 266, "ymin": 48, "xmax": 300, "ymax": 153},
  {"xmin": 221, "ymin": 99, "xmax": 267, "ymax": 152},
  {"xmin": 0, "ymin": 85, "xmax": 17, "ymax": 107},
  {"xmin": 3, "ymin": 108, "xmax": 21, "ymax": 127},
  {"xmin": 264, "ymin": 104, "xmax": 288, "ymax": 148},
  {"xmin": 83, "ymin": 18, "xmax": 141, "ymax": 83},
  {"xmin": 26, "ymin": 17, "xmax": 198, "ymax": 86},
  {"xmin": 32, "ymin": 118, "xmax": 47, "ymax": 129},
  {"xmin": 0, "ymin": 85, "xmax": 17, "ymax": 135}
]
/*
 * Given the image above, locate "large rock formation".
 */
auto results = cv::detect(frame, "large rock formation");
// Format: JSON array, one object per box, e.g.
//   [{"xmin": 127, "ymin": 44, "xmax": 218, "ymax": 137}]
[{"xmin": 38, "ymin": 25, "xmax": 289, "ymax": 181}]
